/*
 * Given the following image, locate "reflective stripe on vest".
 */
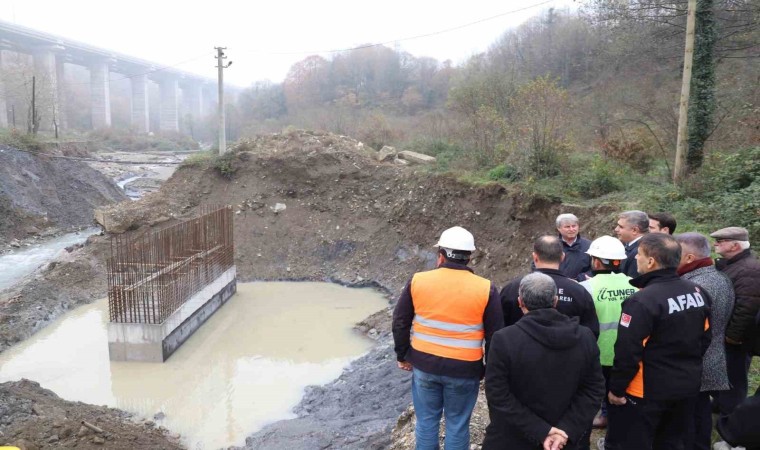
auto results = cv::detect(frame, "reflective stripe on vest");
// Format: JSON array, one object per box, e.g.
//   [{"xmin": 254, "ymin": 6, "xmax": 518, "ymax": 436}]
[
  {"xmin": 588, "ymin": 273, "xmax": 636, "ymax": 366},
  {"xmin": 414, "ymin": 315, "xmax": 484, "ymax": 333},
  {"xmin": 410, "ymin": 268, "xmax": 490, "ymax": 362}
]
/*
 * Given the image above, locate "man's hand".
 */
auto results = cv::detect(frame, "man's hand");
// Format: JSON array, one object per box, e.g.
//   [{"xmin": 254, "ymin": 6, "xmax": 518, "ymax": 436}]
[
  {"xmin": 726, "ymin": 336, "xmax": 743, "ymax": 346},
  {"xmin": 543, "ymin": 427, "xmax": 568, "ymax": 450},
  {"xmin": 608, "ymin": 391, "xmax": 627, "ymax": 405},
  {"xmin": 397, "ymin": 361, "xmax": 412, "ymax": 371}
]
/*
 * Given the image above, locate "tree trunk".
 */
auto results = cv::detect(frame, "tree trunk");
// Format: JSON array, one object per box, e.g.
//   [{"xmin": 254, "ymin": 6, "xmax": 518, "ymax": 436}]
[
  {"xmin": 674, "ymin": 0, "xmax": 698, "ymax": 184},
  {"xmin": 687, "ymin": 0, "xmax": 716, "ymax": 172}
]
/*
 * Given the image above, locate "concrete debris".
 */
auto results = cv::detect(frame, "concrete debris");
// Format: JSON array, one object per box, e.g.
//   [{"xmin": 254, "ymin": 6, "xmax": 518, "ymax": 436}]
[
  {"xmin": 398, "ymin": 150, "xmax": 436, "ymax": 165},
  {"xmin": 376, "ymin": 146, "xmax": 397, "ymax": 162},
  {"xmin": 271, "ymin": 203, "xmax": 287, "ymax": 213}
]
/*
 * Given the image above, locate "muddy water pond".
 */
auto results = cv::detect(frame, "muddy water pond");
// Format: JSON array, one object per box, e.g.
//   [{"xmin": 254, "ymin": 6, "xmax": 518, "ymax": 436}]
[{"xmin": 0, "ymin": 282, "xmax": 388, "ymax": 449}]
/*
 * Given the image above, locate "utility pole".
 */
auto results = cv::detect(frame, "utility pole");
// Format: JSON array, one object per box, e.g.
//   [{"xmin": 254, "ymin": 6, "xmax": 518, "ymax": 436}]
[
  {"xmin": 215, "ymin": 47, "xmax": 232, "ymax": 155},
  {"xmin": 673, "ymin": 0, "xmax": 697, "ymax": 184}
]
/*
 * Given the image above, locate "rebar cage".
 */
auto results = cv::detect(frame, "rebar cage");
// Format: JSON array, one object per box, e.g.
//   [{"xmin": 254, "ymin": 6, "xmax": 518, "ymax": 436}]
[{"xmin": 107, "ymin": 206, "xmax": 234, "ymax": 324}]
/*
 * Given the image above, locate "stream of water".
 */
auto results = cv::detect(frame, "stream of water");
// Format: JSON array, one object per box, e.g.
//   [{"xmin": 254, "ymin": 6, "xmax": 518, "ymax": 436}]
[{"xmin": 0, "ymin": 227, "xmax": 100, "ymax": 292}]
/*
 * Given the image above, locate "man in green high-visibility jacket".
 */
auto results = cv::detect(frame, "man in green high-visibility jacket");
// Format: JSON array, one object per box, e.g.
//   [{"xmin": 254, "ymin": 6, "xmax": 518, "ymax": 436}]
[{"xmin": 579, "ymin": 236, "xmax": 637, "ymax": 441}]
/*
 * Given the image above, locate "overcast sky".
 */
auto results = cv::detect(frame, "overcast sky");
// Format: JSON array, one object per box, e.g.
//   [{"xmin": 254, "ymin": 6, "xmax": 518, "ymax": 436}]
[{"xmin": 0, "ymin": 0, "xmax": 577, "ymax": 87}]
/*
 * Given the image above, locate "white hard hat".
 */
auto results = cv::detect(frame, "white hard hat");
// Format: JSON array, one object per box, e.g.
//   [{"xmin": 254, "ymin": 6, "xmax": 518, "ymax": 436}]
[
  {"xmin": 435, "ymin": 226, "xmax": 476, "ymax": 251},
  {"xmin": 586, "ymin": 235, "xmax": 627, "ymax": 260}
]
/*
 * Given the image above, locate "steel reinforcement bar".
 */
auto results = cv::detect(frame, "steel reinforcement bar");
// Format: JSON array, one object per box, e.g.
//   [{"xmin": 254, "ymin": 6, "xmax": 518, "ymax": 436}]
[{"xmin": 107, "ymin": 206, "xmax": 234, "ymax": 324}]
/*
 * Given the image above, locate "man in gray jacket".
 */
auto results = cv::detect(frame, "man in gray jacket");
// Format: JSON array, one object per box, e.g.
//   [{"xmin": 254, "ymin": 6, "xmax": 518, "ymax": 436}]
[{"xmin": 676, "ymin": 232, "xmax": 735, "ymax": 450}]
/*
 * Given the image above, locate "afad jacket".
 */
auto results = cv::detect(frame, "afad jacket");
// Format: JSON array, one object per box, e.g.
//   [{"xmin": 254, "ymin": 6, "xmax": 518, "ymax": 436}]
[{"xmin": 609, "ymin": 269, "xmax": 711, "ymax": 401}]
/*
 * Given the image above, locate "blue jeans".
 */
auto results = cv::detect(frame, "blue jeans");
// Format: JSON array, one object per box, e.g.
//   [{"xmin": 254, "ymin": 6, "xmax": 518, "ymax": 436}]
[{"xmin": 412, "ymin": 368, "xmax": 480, "ymax": 450}]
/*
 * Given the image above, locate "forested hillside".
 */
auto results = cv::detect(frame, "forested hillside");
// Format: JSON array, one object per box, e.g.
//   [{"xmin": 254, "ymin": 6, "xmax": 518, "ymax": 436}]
[
  {"xmin": 229, "ymin": 1, "xmax": 757, "ymax": 177},
  {"xmin": 219, "ymin": 0, "xmax": 759, "ymax": 239}
]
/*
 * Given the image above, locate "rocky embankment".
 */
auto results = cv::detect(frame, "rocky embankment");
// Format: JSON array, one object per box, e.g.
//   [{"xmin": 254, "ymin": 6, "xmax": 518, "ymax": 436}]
[{"xmin": 0, "ymin": 144, "xmax": 126, "ymax": 247}]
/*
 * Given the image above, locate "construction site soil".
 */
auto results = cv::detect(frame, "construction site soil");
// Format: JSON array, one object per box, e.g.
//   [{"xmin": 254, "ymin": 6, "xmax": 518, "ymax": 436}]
[{"xmin": 0, "ymin": 130, "xmax": 618, "ymax": 449}]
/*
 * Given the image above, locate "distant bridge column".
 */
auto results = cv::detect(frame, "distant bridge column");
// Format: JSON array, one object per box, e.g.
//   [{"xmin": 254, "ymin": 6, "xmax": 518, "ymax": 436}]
[
  {"xmin": 158, "ymin": 76, "xmax": 179, "ymax": 132},
  {"xmin": 89, "ymin": 58, "xmax": 112, "ymax": 129},
  {"xmin": 202, "ymin": 83, "xmax": 215, "ymax": 117},
  {"xmin": 0, "ymin": 49, "xmax": 8, "ymax": 128},
  {"xmin": 183, "ymin": 80, "xmax": 203, "ymax": 120},
  {"xmin": 130, "ymin": 73, "xmax": 149, "ymax": 133},
  {"xmin": 180, "ymin": 79, "xmax": 203, "ymax": 137},
  {"xmin": 33, "ymin": 45, "xmax": 63, "ymax": 132},
  {"xmin": 55, "ymin": 56, "xmax": 67, "ymax": 130}
]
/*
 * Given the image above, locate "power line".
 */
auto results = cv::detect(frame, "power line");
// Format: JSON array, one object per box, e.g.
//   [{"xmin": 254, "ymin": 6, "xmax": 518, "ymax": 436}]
[{"xmin": 242, "ymin": 0, "xmax": 556, "ymax": 56}]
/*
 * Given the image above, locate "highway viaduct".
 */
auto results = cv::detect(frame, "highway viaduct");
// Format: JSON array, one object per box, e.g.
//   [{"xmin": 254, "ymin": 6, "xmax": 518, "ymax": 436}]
[{"xmin": 0, "ymin": 19, "xmax": 217, "ymax": 134}]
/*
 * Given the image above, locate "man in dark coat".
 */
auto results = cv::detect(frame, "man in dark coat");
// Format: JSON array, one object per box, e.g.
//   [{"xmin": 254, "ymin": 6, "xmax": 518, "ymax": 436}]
[
  {"xmin": 556, "ymin": 213, "xmax": 592, "ymax": 281},
  {"xmin": 717, "ymin": 394, "xmax": 760, "ymax": 450},
  {"xmin": 501, "ymin": 235, "xmax": 599, "ymax": 337},
  {"xmin": 711, "ymin": 226, "xmax": 760, "ymax": 418},
  {"xmin": 483, "ymin": 272, "xmax": 605, "ymax": 450},
  {"xmin": 676, "ymin": 232, "xmax": 735, "ymax": 450},
  {"xmin": 614, "ymin": 210, "xmax": 650, "ymax": 277}
]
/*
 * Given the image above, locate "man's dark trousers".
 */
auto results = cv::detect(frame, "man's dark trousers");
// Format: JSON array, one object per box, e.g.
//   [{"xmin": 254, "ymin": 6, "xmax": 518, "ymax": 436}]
[
  {"xmin": 715, "ymin": 344, "xmax": 752, "ymax": 415},
  {"xmin": 605, "ymin": 395, "xmax": 697, "ymax": 450}
]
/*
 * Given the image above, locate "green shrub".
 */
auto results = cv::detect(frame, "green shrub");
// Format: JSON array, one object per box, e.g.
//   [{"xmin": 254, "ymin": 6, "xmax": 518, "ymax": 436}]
[
  {"xmin": 213, "ymin": 152, "xmax": 238, "ymax": 179},
  {"xmin": 0, "ymin": 129, "xmax": 44, "ymax": 152},
  {"xmin": 181, "ymin": 151, "xmax": 214, "ymax": 168},
  {"xmin": 487, "ymin": 164, "xmax": 521, "ymax": 181},
  {"xmin": 570, "ymin": 156, "xmax": 625, "ymax": 197},
  {"xmin": 644, "ymin": 147, "xmax": 760, "ymax": 243}
]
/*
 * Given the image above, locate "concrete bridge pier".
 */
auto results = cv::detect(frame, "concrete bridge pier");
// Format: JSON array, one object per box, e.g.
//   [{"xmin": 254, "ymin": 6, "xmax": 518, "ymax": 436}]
[
  {"xmin": 0, "ymin": 49, "xmax": 8, "ymax": 128},
  {"xmin": 33, "ymin": 45, "xmax": 63, "ymax": 131},
  {"xmin": 130, "ymin": 73, "xmax": 149, "ymax": 133},
  {"xmin": 55, "ymin": 56, "xmax": 67, "ymax": 130},
  {"xmin": 202, "ymin": 83, "xmax": 216, "ymax": 118},
  {"xmin": 158, "ymin": 75, "xmax": 179, "ymax": 132},
  {"xmin": 89, "ymin": 57, "xmax": 112, "ymax": 129},
  {"xmin": 180, "ymin": 79, "xmax": 203, "ymax": 136}
]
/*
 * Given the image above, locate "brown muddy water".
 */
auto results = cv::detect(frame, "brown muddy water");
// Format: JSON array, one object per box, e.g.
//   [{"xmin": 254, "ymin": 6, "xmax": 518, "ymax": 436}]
[{"xmin": 0, "ymin": 282, "xmax": 389, "ymax": 449}]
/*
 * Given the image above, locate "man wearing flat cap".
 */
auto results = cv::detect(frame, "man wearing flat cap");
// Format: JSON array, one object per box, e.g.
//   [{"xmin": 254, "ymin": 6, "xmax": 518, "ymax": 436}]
[{"xmin": 711, "ymin": 226, "xmax": 760, "ymax": 418}]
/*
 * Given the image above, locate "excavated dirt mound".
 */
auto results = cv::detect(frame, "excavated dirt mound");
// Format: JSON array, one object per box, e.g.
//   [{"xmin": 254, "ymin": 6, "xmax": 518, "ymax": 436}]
[
  {"xmin": 0, "ymin": 379, "xmax": 182, "ymax": 449},
  {"xmin": 1, "ymin": 129, "xmax": 619, "ymax": 449},
  {"xmin": 94, "ymin": 129, "xmax": 586, "ymax": 291},
  {"xmin": 0, "ymin": 144, "xmax": 126, "ymax": 246}
]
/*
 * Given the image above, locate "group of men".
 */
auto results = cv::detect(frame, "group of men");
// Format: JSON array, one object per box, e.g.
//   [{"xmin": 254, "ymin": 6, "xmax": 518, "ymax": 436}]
[{"xmin": 392, "ymin": 211, "xmax": 760, "ymax": 450}]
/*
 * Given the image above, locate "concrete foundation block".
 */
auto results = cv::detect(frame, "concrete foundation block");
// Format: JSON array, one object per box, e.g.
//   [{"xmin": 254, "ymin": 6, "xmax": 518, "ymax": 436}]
[{"xmin": 108, "ymin": 267, "xmax": 237, "ymax": 362}]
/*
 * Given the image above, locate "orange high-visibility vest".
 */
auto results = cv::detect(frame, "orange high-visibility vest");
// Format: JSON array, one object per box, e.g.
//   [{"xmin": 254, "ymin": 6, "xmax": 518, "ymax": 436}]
[{"xmin": 410, "ymin": 268, "xmax": 491, "ymax": 362}]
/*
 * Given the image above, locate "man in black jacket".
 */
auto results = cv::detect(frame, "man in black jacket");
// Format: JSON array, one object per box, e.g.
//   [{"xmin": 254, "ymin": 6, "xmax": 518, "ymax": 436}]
[
  {"xmin": 605, "ymin": 233, "xmax": 711, "ymax": 450},
  {"xmin": 556, "ymin": 213, "xmax": 592, "ymax": 281},
  {"xmin": 501, "ymin": 235, "xmax": 599, "ymax": 337},
  {"xmin": 483, "ymin": 272, "xmax": 605, "ymax": 450},
  {"xmin": 615, "ymin": 210, "xmax": 650, "ymax": 277},
  {"xmin": 711, "ymin": 226, "xmax": 760, "ymax": 424}
]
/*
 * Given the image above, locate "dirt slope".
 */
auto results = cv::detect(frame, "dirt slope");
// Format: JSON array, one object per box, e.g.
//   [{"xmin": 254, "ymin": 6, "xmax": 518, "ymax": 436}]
[
  {"xmin": 0, "ymin": 144, "xmax": 126, "ymax": 245},
  {"xmin": 0, "ymin": 129, "xmax": 619, "ymax": 449},
  {"xmin": 0, "ymin": 379, "xmax": 182, "ymax": 449},
  {"xmin": 95, "ymin": 129, "xmax": 593, "ymax": 292}
]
